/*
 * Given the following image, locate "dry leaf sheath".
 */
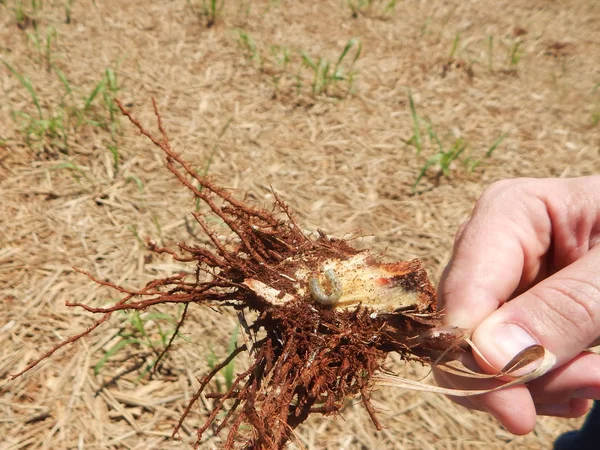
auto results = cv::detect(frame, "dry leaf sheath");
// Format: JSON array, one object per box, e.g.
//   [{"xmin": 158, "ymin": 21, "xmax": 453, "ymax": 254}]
[{"xmin": 10, "ymin": 100, "xmax": 555, "ymax": 449}]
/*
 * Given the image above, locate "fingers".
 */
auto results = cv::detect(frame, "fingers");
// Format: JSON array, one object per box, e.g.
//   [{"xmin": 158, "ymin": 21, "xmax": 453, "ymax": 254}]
[
  {"xmin": 434, "ymin": 352, "xmax": 600, "ymax": 431},
  {"xmin": 439, "ymin": 179, "xmax": 552, "ymax": 329},
  {"xmin": 471, "ymin": 245, "xmax": 600, "ymax": 372},
  {"xmin": 433, "ymin": 360, "xmax": 538, "ymax": 434},
  {"xmin": 531, "ymin": 352, "xmax": 597, "ymax": 419},
  {"xmin": 529, "ymin": 352, "xmax": 600, "ymax": 403}
]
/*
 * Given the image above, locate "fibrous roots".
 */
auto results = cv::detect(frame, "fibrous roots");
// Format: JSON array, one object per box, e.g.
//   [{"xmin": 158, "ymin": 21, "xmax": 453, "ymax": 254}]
[{"xmin": 12, "ymin": 99, "xmax": 463, "ymax": 449}]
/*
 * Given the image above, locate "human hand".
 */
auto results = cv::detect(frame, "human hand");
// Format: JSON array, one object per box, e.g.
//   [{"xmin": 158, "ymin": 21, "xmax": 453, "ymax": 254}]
[{"xmin": 436, "ymin": 177, "xmax": 600, "ymax": 434}]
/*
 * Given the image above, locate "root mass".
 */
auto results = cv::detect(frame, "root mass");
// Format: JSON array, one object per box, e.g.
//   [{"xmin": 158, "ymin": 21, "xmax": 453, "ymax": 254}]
[{"xmin": 12, "ymin": 100, "xmax": 451, "ymax": 449}]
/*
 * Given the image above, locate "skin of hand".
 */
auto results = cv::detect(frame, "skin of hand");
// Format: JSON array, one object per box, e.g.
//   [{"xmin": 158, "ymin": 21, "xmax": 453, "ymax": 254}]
[{"xmin": 436, "ymin": 176, "xmax": 600, "ymax": 435}]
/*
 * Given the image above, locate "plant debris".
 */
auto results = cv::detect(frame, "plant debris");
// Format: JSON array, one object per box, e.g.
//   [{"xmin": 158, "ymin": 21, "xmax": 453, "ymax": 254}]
[{"xmin": 9, "ymin": 100, "xmax": 555, "ymax": 449}]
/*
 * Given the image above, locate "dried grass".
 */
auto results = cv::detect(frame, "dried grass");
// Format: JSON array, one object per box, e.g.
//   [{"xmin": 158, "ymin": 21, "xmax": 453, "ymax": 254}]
[{"xmin": 1, "ymin": 0, "xmax": 599, "ymax": 448}]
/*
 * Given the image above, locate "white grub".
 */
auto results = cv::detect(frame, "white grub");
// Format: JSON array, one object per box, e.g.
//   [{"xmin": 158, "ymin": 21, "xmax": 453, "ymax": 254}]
[{"xmin": 309, "ymin": 269, "xmax": 343, "ymax": 305}]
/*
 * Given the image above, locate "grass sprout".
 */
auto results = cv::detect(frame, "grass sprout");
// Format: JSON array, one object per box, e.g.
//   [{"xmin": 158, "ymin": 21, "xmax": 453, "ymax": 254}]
[
  {"xmin": 52, "ymin": 160, "xmax": 92, "ymax": 185},
  {"xmin": 3, "ymin": 58, "xmax": 123, "ymax": 165},
  {"xmin": 9, "ymin": 0, "xmax": 41, "ymax": 29},
  {"xmin": 85, "ymin": 67, "xmax": 120, "ymax": 130},
  {"xmin": 126, "ymin": 174, "xmax": 145, "ymax": 194},
  {"xmin": 413, "ymin": 133, "xmax": 467, "ymax": 190},
  {"xmin": 449, "ymin": 32, "xmax": 461, "ymax": 60},
  {"xmin": 128, "ymin": 224, "xmax": 144, "ymax": 245},
  {"xmin": 270, "ymin": 44, "xmax": 290, "ymax": 70},
  {"xmin": 53, "ymin": 65, "xmax": 73, "ymax": 96},
  {"xmin": 65, "ymin": 0, "xmax": 74, "ymax": 24},
  {"xmin": 347, "ymin": 0, "xmax": 397, "ymax": 18},
  {"xmin": 408, "ymin": 92, "xmax": 506, "ymax": 190},
  {"xmin": 224, "ymin": 326, "xmax": 239, "ymax": 391},
  {"xmin": 206, "ymin": 325, "xmax": 239, "ymax": 393},
  {"xmin": 236, "ymin": 30, "xmax": 263, "ymax": 68},
  {"xmin": 300, "ymin": 38, "xmax": 362, "ymax": 96},
  {"xmin": 94, "ymin": 309, "xmax": 182, "ymax": 377},
  {"xmin": 26, "ymin": 26, "xmax": 57, "ymax": 69},
  {"xmin": 3, "ymin": 60, "xmax": 43, "ymax": 118},
  {"xmin": 2, "ymin": 60, "xmax": 69, "ymax": 152},
  {"xmin": 407, "ymin": 90, "xmax": 422, "ymax": 154},
  {"xmin": 508, "ymin": 39, "xmax": 523, "ymax": 69},
  {"xmin": 485, "ymin": 132, "xmax": 507, "ymax": 157},
  {"xmin": 187, "ymin": 0, "xmax": 224, "ymax": 28},
  {"xmin": 235, "ymin": 33, "xmax": 362, "ymax": 99}
]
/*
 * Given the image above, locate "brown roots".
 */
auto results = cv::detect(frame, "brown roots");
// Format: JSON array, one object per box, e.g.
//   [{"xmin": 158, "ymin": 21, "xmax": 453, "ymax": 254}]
[{"xmin": 11, "ymin": 99, "xmax": 454, "ymax": 449}]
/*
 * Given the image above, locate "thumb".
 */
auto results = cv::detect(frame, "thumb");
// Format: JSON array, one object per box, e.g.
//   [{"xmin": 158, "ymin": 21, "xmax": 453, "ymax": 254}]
[{"xmin": 471, "ymin": 245, "xmax": 600, "ymax": 373}]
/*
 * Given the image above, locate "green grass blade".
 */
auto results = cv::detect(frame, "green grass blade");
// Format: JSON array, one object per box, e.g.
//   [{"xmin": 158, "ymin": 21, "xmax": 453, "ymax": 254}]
[
  {"xmin": 223, "ymin": 326, "xmax": 239, "ymax": 391},
  {"xmin": 413, "ymin": 154, "xmax": 441, "ymax": 190},
  {"xmin": 485, "ymin": 132, "xmax": 506, "ymax": 157},
  {"xmin": 107, "ymin": 144, "xmax": 119, "ymax": 171},
  {"xmin": 218, "ymin": 118, "xmax": 233, "ymax": 138},
  {"xmin": 509, "ymin": 41, "xmax": 522, "ymax": 68},
  {"xmin": 450, "ymin": 32, "xmax": 460, "ymax": 59},
  {"xmin": 425, "ymin": 122, "xmax": 443, "ymax": 153},
  {"xmin": 301, "ymin": 52, "xmax": 317, "ymax": 71},
  {"xmin": 334, "ymin": 37, "xmax": 361, "ymax": 71},
  {"xmin": 408, "ymin": 90, "xmax": 421, "ymax": 154},
  {"xmin": 94, "ymin": 338, "xmax": 139, "ymax": 374},
  {"xmin": 321, "ymin": 60, "xmax": 331, "ymax": 82},
  {"xmin": 384, "ymin": 0, "xmax": 397, "ymax": 13},
  {"xmin": 45, "ymin": 27, "xmax": 57, "ymax": 61},
  {"xmin": 105, "ymin": 67, "xmax": 118, "ymax": 92},
  {"xmin": 207, "ymin": 347, "xmax": 217, "ymax": 370},
  {"xmin": 128, "ymin": 224, "xmax": 144, "ymax": 245},
  {"xmin": 130, "ymin": 311, "xmax": 148, "ymax": 338},
  {"xmin": 85, "ymin": 78, "xmax": 105, "ymax": 110},
  {"xmin": 2, "ymin": 61, "xmax": 43, "ymax": 119},
  {"xmin": 65, "ymin": 0, "xmax": 74, "ymax": 24},
  {"xmin": 52, "ymin": 161, "xmax": 82, "ymax": 172},
  {"xmin": 126, "ymin": 175, "xmax": 145, "ymax": 194},
  {"xmin": 52, "ymin": 65, "xmax": 72, "ymax": 95}
]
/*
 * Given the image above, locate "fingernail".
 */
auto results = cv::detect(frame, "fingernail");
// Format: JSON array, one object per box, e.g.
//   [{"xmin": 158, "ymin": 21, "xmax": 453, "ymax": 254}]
[{"xmin": 484, "ymin": 323, "xmax": 539, "ymax": 371}]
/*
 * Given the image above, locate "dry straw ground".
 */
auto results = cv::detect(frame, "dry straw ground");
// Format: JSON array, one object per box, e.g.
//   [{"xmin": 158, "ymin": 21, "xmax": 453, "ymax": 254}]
[{"xmin": 1, "ymin": 0, "xmax": 599, "ymax": 449}]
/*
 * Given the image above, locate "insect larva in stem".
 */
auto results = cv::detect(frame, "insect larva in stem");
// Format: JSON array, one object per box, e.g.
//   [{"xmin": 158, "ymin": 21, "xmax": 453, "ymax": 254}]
[{"xmin": 309, "ymin": 269, "xmax": 343, "ymax": 305}]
